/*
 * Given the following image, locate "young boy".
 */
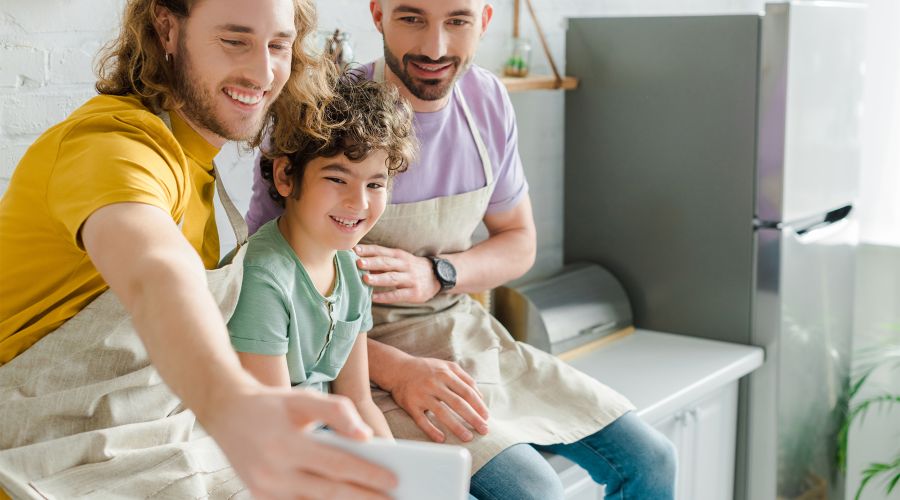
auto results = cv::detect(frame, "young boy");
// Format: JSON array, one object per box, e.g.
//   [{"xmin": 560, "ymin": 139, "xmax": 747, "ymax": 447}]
[{"xmin": 227, "ymin": 71, "xmax": 416, "ymax": 437}]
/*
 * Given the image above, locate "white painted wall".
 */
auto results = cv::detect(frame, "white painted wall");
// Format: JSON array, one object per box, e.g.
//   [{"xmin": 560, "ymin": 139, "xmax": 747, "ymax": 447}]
[{"xmin": 0, "ymin": 2, "xmax": 897, "ymax": 497}]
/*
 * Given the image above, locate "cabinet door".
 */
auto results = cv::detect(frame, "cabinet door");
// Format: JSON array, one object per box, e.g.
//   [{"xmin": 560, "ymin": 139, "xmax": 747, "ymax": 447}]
[
  {"xmin": 653, "ymin": 382, "xmax": 740, "ymax": 500},
  {"xmin": 689, "ymin": 384, "xmax": 739, "ymax": 500},
  {"xmin": 654, "ymin": 410, "xmax": 693, "ymax": 499}
]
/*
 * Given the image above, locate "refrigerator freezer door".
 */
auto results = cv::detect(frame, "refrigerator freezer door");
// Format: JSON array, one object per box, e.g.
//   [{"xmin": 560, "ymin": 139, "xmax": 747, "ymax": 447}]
[
  {"xmin": 757, "ymin": 2, "xmax": 866, "ymax": 224},
  {"xmin": 749, "ymin": 217, "xmax": 857, "ymax": 500},
  {"xmin": 564, "ymin": 14, "xmax": 760, "ymax": 344}
]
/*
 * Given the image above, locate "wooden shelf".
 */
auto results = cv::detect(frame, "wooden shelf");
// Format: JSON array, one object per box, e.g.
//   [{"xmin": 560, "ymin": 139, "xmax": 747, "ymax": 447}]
[{"xmin": 500, "ymin": 74, "xmax": 579, "ymax": 92}]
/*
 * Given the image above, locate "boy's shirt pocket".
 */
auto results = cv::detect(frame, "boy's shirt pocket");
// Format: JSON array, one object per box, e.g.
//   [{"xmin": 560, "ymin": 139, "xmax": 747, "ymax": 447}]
[{"xmin": 313, "ymin": 314, "xmax": 362, "ymax": 375}]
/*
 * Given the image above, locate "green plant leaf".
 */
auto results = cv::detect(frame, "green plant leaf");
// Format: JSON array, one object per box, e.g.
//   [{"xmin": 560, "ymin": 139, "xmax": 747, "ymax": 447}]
[{"xmin": 855, "ymin": 455, "xmax": 900, "ymax": 500}]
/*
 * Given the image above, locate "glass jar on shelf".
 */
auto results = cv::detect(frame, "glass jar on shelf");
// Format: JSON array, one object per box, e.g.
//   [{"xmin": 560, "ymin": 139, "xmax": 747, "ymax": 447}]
[{"xmin": 503, "ymin": 37, "xmax": 532, "ymax": 78}]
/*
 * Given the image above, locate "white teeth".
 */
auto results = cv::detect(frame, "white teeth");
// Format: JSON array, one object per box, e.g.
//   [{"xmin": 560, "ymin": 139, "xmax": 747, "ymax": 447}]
[
  {"xmin": 224, "ymin": 88, "xmax": 262, "ymax": 105},
  {"xmin": 331, "ymin": 216, "xmax": 361, "ymax": 227},
  {"xmin": 414, "ymin": 62, "xmax": 446, "ymax": 72}
]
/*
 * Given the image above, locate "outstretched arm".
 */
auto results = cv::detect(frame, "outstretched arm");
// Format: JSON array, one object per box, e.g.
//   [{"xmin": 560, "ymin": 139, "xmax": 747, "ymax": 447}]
[{"xmin": 82, "ymin": 202, "xmax": 395, "ymax": 500}]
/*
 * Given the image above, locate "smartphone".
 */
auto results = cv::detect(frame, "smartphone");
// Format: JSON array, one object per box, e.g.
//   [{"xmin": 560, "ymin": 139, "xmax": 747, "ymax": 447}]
[{"xmin": 311, "ymin": 430, "xmax": 471, "ymax": 500}]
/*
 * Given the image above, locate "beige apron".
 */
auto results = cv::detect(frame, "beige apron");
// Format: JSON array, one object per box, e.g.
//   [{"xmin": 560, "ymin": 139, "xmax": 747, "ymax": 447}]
[
  {"xmin": 0, "ymin": 113, "xmax": 250, "ymax": 499},
  {"xmin": 365, "ymin": 60, "xmax": 635, "ymax": 473}
]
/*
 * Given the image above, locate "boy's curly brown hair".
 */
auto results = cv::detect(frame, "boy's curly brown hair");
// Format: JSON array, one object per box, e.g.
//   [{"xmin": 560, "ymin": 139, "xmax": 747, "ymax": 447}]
[{"xmin": 260, "ymin": 66, "xmax": 416, "ymax": 206}]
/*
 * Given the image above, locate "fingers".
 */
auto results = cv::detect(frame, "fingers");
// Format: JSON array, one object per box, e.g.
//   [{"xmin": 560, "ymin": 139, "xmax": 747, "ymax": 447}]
[
  {"xmin": 430, "ymin": 400, "xmax": 476, "ymax": 442},
  {"xmin": 252, "ymin": 462, "xmax": 393, "ymax": 500},
  {"xmin": 286, "ymin": 393, "xmax": 372, "ymax": 441},
  {"xmin": 353, "ymin": 244, "xmax": 396, "ymax": 258},
  {"xmin": 409, "ymin": 407, "xmax": 446, "ymax": 443},
  {"xmin": 439, "ymin": 388, "xmax": 489, "ymax": 436},
  {"xmin": 286, "ymin": 435, "xmax": 398, "ymax": 493},
  {"xmin": 371, "ymin": 288, "xmax": 414, "ymax": 304},
  {"xmin": 293, "ymin": 471, "xmax": 392, "ymax": 500},
  {"xmin": 356, "ymin": 255, "xmax": 404, "ymax": 273},
  {"xmin": 363, "ymin": 271, "xmax": 405, "ymax": 288},
  {"xmin": 447, "ymin": 365, "xmax": 489, "ymax": 418}
]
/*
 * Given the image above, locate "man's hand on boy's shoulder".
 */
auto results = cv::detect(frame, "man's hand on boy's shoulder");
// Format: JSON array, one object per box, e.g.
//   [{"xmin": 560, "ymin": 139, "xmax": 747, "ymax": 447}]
[{"xmin": 354, "ymin": 244, "xmax": 441, "ymax": 303}]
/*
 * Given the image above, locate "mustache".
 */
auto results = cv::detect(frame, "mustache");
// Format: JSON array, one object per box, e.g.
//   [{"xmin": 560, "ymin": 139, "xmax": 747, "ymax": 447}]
[
  {"xmin": 402, "ymin": 54, "xmax": 461, "ymax": 67},
  {"xmin": 222, "ymin": 78, "xmax": 270, "ymax": 92}
]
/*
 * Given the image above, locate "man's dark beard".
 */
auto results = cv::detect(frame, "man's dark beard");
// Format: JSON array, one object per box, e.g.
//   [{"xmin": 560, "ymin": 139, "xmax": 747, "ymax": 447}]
[
  {"xmin": 383, "ymin": 42, "xmax": 466, "ymax": 101},
  {"xmin": 171, "ymin": 37, "xmax": 264, "ymax": 141}
]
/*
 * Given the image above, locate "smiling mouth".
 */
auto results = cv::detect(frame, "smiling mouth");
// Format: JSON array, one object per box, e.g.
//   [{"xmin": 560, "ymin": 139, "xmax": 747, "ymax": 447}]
[
  {"xmin": 223, "ymin": 87, "xmax": 265, "ymax": 106},
  {"xmin": 331, "ymin": 215, "xmax": 364, "ymax": 228},
  {"xmin": 411, "ymin": 61, "xmax": 452, "ymax": 72}
]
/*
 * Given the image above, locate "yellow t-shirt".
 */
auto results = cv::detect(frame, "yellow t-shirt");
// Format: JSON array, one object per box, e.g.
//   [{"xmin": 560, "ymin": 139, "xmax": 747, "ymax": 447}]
[{"xmin": 0, "ymin": 94, "xmax": 221, "ymax": 364}]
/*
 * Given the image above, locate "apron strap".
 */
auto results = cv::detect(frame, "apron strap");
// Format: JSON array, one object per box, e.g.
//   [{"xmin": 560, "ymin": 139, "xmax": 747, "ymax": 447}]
[
  {"xmin": 456, "ymin": 86, "xmax": 494, "ymax": 186},
  {"xmin": 158, "ymin": 111, "xmax": 249, "ymax": 247},
  {"xmin": 372, "ymin": 58, "xmax": 494, "ymax": 186}
]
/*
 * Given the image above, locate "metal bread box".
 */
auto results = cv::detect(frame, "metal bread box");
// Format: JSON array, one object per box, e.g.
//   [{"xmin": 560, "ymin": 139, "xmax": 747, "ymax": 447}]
[{"xmin": 493, "ymin": 263, "xmax": 632, "ymax": 356}]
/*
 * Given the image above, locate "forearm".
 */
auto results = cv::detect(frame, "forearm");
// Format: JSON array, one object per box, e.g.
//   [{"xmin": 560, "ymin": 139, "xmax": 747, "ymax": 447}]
[
  {"xmin": 355, "ymin": 399, "xmax": 393, "ymax": 439},
  {"xmin": 366, "ymin": 337, "xmax": 411, "ymax": 391},
  {"xmin": 128, "ymin": 253, "xmax": 257, "ymax": 423},
  {"xmin": 444, "ymin": 225, "xmax": 535, "ymax": 294}
]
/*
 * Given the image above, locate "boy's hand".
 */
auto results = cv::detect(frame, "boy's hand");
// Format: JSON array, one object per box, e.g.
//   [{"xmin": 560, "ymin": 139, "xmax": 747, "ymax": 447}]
[
  {"xmin": 200, "ymin": 385, "xmax": 397, "ymax": 500},
  {"xmin": 354, "ymin": 244, "xmax": 442, "ymax": 303}
]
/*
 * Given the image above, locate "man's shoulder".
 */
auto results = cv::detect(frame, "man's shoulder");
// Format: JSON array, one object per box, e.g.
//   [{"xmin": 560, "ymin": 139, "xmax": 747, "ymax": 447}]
[
  {"xmin": 458, "ymin": 65, "xmax": 508, "ymax": 100},
  {"xmin": 456, "ymin": 64, "xmax": 512, "ymax": 120},
  {"xmin": 69, "ymin": 94, "xmax": 163, "ymax": 129},
  {"xmin": 56, "ymin": 94, "xmax": 174, "ymax": 150}
]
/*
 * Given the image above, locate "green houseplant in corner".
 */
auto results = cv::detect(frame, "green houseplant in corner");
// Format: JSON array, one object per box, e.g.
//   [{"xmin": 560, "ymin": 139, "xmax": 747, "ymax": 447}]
[{"xmin": 837, "ymin": 326, "xmax": 900, "ymax": 500}]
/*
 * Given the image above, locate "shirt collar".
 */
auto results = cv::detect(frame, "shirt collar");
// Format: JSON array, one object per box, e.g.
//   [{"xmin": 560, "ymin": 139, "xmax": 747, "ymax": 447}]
[{"xmin": 169, "ymin": 110, "xmax": 220, "ymax": 170}]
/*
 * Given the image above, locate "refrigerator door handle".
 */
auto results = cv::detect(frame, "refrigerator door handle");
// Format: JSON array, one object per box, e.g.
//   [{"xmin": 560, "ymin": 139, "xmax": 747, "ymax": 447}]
[{"xmin": 792, "ymin": 205, "xmax": 853, "ymax": 243}]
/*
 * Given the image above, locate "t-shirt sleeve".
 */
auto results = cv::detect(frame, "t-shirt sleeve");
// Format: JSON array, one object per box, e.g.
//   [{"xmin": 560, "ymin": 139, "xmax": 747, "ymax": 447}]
[
  {"xmin": 246, "ymin": 151, "xmax": 285, "ymax": 236},
  {"xmin": 486, "ymin": 84, "xmax": 529, "ymax": 215},
  {"xmin": 47, "ymin": 116, "xmax": 187, "ymax": 250},
  {"xmin": 227, "ymin": 266, "xmax": 291, "ymax": 355}
]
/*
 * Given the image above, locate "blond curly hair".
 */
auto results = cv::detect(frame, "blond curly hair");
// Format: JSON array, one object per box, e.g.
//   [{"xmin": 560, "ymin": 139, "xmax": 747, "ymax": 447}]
[
  {"xmin": 260, "ymin": 67, "xmax": 417, "ymax": 206},
  {"xmin": 95, "ymin": 0, "xmax": 333, "ymax": 147}
]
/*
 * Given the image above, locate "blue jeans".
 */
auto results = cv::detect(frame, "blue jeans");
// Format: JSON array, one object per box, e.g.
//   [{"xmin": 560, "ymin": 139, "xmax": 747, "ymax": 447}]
[{"xmin": 468, "ymin": 412, "xmax": 676, "ymax": 500}]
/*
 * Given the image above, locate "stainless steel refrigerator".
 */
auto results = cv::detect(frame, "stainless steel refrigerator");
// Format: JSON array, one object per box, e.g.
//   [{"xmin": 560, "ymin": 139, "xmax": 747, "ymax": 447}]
[{"xmin": 563, "ymin": 3, "xmax": 865, "ymax": 499}]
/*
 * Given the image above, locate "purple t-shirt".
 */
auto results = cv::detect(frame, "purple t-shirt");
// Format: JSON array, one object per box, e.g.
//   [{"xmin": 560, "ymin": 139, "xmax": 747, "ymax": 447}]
[{"xmin": 245, "ymin": 62, "xmax": 529, "ymax": 235}]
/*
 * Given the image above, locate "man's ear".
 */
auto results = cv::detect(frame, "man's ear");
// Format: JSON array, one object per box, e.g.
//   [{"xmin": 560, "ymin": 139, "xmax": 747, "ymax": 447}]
[
  {"xmin": 370, "ymin": 0, "xmax": 384, "ymax": 34},
  {"xmin": 273, "ymin": 157, "xmax": 294, "ymax": 198},
  {"xmin": 480, "ymin": 3, "xmax": 494, "ymax": 36},
  {"xmin": 153, "ymin": 4, "xmax": 179, "ymax": 56}
]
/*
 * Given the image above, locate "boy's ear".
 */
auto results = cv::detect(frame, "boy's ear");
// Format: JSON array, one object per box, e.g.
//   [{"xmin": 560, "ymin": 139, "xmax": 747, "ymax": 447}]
[{"xmin": 272, "ymin": 157, "xmax": 294, "ymax": 198}]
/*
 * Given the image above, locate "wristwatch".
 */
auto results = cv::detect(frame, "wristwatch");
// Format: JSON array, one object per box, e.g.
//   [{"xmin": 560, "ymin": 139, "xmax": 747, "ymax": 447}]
[{"xmin": 427, "ymin": 256, "xmax": 457, "ymax": 293}]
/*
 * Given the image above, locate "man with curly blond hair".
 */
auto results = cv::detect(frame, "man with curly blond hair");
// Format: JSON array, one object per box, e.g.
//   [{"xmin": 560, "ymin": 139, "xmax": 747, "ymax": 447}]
[{"xmin": 0, "ymin": 1, "xmax": 397, "ymax": 498}]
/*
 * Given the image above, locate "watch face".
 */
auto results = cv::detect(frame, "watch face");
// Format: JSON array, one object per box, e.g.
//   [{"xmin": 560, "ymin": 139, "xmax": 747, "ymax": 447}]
[{"xmin": 436, "ymin": 258, "xmax": 457, "ymax": 285}]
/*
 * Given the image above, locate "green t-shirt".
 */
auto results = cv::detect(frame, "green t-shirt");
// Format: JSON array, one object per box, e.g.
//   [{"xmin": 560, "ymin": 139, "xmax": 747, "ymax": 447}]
[{"xmin": 227, "ymin": 219, "xmax": 373, "ymax": 390}]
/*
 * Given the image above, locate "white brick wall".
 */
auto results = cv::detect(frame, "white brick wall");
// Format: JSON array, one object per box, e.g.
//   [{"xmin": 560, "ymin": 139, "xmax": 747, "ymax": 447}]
[{"xmin": 0, "ymin": 0, "xmax": 125, "ymax": 196}]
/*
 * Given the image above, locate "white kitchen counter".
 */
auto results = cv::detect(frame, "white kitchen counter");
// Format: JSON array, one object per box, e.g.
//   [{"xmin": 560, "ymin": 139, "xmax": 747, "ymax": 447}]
[
  {"xmin": 545, "ymin": 329, "xmax": 764, "ymax": 482},
  {"xmin": 566, "ymin": 329, "xmax": 763, "ymax": 424}
]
